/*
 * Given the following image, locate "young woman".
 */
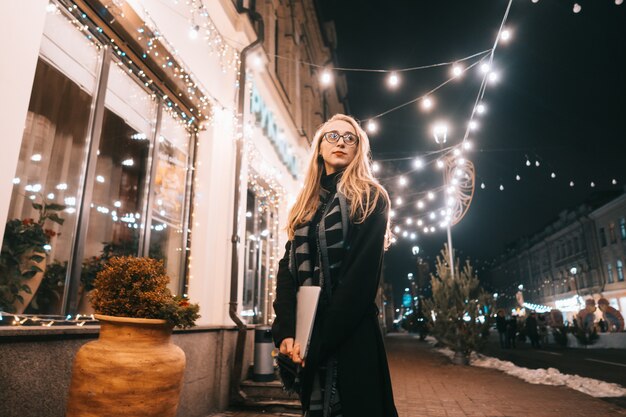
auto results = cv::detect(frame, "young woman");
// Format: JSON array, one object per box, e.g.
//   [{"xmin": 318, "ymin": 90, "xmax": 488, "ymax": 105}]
[{"xmin": 272, "ymin": 114, "xmax": 398, "ymax": 417}]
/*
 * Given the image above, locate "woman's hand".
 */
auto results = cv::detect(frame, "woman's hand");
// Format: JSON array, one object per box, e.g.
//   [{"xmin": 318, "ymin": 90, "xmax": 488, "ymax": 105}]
[
  {"xmin": 280, "ymin": 338, "xmax": 305, "ymax": 367},
  {"xmin": 280, "ymin": 337, "xmax": 294, "ymax": 356},
  {"xmin": 291, "ymin": 342, "xmax": 305, "ymax": 368}
]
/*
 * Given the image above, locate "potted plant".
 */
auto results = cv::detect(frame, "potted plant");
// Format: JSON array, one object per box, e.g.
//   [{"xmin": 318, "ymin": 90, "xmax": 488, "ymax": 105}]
[
  {"xmin": 66, "ymin": 256, "xmax": 200, "ymax": 417},
  {"xmin": 0, "ymin": 197, "xmax": 65, "ymax": 314},
  {"xmin": 423, "ymin": 246, "xmax": 493, "ymax": 365}
]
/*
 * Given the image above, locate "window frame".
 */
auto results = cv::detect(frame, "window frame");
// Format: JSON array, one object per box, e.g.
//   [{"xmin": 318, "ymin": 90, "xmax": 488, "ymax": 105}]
[{"xmin": 12, "ymin": 1, "xmax": 199, "ymax": 316}]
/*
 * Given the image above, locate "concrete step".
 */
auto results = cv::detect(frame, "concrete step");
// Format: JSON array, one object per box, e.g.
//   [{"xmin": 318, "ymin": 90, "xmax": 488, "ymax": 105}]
[{"xmin": 239, "ymin": 378, "xmax": 299, "ymax": 403}]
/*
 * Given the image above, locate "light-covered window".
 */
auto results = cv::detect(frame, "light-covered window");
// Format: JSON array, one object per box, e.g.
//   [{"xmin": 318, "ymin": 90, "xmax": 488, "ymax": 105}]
[
  {"xmin": 1, "ymin": 8, "xmax": 102, "ymax": 315},
  {"xmin": 1, "ymin": 5, "xmax": 194, "ymax": 318}
]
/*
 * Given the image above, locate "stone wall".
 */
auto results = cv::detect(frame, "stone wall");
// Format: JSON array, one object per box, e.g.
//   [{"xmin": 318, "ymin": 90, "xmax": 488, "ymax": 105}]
[{"xmin": 0, "ymin": 326, "xmax": 255, "ymax": 417}]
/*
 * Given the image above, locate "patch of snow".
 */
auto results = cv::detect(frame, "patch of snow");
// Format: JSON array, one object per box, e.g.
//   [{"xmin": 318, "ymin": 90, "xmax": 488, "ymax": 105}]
[
  {"xmin": 426, "ymin": 336, "xmax": 626, "ymax": 398},
  {"xmin": 470, "ymin": 354, "xmax": 626, "ymax": 398}
]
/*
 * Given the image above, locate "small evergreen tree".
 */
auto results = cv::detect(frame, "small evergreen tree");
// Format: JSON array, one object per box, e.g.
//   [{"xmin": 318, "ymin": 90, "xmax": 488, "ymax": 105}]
[{"xmin": 423, "ymin": 245, "xmax": 493, "ymax": 360}]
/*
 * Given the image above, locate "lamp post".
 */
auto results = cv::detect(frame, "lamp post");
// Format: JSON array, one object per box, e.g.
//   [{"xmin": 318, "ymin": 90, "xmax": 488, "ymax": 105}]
[{"xmin": 433, "ymin": 124, "xmax": 455, "ymax": 279}]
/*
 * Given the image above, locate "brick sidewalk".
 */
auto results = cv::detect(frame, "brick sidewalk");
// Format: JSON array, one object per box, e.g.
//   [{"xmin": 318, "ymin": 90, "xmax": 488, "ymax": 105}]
[{"xmin": 211, "ymin": 333, "xmax": 626, "ymax": 417}]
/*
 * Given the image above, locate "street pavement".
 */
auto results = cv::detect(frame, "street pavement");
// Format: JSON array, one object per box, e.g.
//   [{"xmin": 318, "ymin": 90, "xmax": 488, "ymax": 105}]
[{"xmin": 209, "ymin": 333, "xmax": 626, "ymax": 417}]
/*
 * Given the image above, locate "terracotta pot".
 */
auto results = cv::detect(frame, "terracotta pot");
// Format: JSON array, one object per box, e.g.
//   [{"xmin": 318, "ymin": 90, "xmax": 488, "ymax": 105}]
[
  {"xmin": 12, "ymin": 250, "xmax": 46, "ymax": 314},
  {"xmin": 66, "ymin": 314, "xmax": 186, "ymax": 417}
]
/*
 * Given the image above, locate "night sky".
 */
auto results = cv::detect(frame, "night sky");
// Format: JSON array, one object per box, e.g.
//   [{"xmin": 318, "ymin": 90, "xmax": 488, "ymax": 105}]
[{"xmin": 317, "ymin": 0, "xmax": 626, "ymax": 303}]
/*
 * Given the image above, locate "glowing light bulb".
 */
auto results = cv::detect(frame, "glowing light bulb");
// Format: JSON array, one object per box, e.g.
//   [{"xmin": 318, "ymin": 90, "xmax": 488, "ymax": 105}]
[
  {"xmin": 189, "ymin": 25, "xmax": 200, "ymax": 39},
  {"xmin": 413, "ymin": 158, "xmax": 424, "ymax": 169},
  {"xmin": 516, "ymin": 175, "xmax": 521, "ymax": 181},
  {"xmin": 427, "ymin": 192, "xmax": 435, "ymax": 200},
  {"xmin": 463, "ymin": 141, "xmax": 472, "ymax": 150},
  {"xmin": 394, "ymin": 226, "xmax": 401, "ymax": 234},
  {"xmin": 46, "ymin": 3, "xmax": 57, "ymax": 12},
  {"xmin": 417, "ymin": 219, "xmax": 423, "ymax": 226},
  {"xmin": 372, "ymin": 162, "xmax": 380, "ymax": 173},
  {"xmin": 569, "ymin": 181, "xmax": 575, "ymax": 187},
  {"xmin": 476, "ymin": 103, "xmax": 486, "ymax": 114},
  {"xmin": 590, "ymin": 182, "xmax": 596, "ymax": 187},
  {"xmin": 396, "ymin": 197, "xmax": 403, "ymax": 206},
  {"xmin": 429, "ymin": 212, "xmax": 436, "ymax": 220},
  {"xmin": 399, "ymin": 177, "xmax": 408, "ymax": 187},
  {"xmin": 469, "ymin": 121, "xmax": 478, "ymax": 131},
  {"xmin": 535, "ymin": 160, "xmax": 540, "ymax": 167},
  {"xmin": 453, "ymin": 148, "xmax": 461, "ymax": 156},
  {"xmin": 436, "ymin": 160, "xmax": 444, "ymax": 169},
  {"xmin": 616, "ymin": 0, "xmax": 624, "ymax": 5},
  {"xmin": 367, "ymin": 120, "xmax": 378, "ymax": 133},
  {"xmin": 406, "ymin": 218, "xmax": 413, "ymax": 225},
  {"xmin": 612, "ymin": 179, "xmax": 618, "ymax": 185},
  {"xmin": 410, "ymin": 233, "xmax": 417, "ymax": 240},
  {"xmin": 422, "ymin": 96, "xmax": 433, "ymax": 111},
  {"xmin": 452, "ymin": 64, "xmax": 463, "ymax": 78},
  {"xmin": 499, "ymin": 184, "xmax": 504, "ymax": 191},
  {"xmin": 551, "ymin": 172, "xmax": 556, "ymax": 178},
  {"xmin": 481, "ymin": 183, "xmax": 485, "ymax": 189},
  {"xmin": 573, "ymin": 3, "xmax": 581, "ymax": 13},
  {"xmin": 423, "ymin": 227, "xmax": 429, "ymax": 233},
  {"xmin": 390, "ymin": 210, "xmax": 396, "ymax": 218},
  {"xmin": 526, "ymin": 160, "xmax": 531, "ymax": 167},
  {"xmin": 480, "ymin": 63, "xmax": 491, "ymax": 74},
  {"xmin": 417, "ymin": 200, "xmax": 425, "ymax": 209},
  {"xmin": 402, "ymin": 231, "xmax": 408, "ymax": 238},
  {"xmin": 320, "ymin": 69, "xmax": 333, "ymax": 86},
  {"xmin": 488, "ymin": 72, "xmax": 499, "ymax": 83},
  {"xmin": 500, "ymin": 29, "xmax": 511, "ymax": 42},
  {"xmin": 430, "ymin": 226, "xmax": 436, "ymax": 233},
  {"xmin": 388, "ymin": 72, "xmax": 400, "ymax": 88}
]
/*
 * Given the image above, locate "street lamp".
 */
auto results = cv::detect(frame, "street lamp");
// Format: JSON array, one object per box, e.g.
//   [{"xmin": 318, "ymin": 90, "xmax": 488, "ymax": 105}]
[
  {"xmin": 570, "ymin": 266, "xmax": 582, "ymax": 298},
  {"xmin": 432, "ymin": 123, "xmax": 454, "ymax": 278}
]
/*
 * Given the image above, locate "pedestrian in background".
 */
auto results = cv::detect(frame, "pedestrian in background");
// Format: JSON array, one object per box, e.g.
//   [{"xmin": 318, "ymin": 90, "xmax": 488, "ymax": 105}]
[
  {"xmin": 526, "ymin": 311, "xmax": 541, "ymax": 348},
  {"xmin": 506, "ymin": 315, "xmax": 517, "ymax": 348},
  {"xmin": 538, "ymin": 313, "xmax": 549, "ymax": 346},
  {"xmin": 496, "ymin": 309, "xmax": 507, "ymax": 348},
  {"xmin": 272, "ymin": 114, "xmax": 398, "ymax": 417}
]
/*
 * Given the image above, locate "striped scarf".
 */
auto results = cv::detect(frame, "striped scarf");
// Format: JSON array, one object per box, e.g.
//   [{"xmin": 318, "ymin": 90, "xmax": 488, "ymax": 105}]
[{"xmin": 289, "ymin": 185, "xmax": 349, "ymax": 417}]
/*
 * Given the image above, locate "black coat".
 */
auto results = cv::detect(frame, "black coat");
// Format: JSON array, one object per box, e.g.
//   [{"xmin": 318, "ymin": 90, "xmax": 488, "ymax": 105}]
[{"xmin": 272, "ymin": 197, "xmax": 398, "ymax": 417}]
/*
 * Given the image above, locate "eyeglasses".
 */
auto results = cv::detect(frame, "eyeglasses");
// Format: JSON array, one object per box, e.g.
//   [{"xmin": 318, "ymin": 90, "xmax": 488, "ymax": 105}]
[{"xmin": 323, "ymin": 131, "xmax": 359, "ymax": 146}]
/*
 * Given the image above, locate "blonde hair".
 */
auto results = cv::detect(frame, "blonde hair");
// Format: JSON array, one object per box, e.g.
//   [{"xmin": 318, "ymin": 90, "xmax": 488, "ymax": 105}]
[{"xmin": 286, "ymin": 114, "xmax": 391, "ymax": 247}]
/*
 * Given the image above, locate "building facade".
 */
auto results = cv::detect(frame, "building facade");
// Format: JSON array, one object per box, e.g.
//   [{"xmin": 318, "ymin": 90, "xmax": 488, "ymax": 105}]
[
  {"xmin": 490, "ymin": 192, "xmax": 626, "ymax": 322},
  {"xmin": 0, "ymin": 1, "xmax": 346, "ymax": 416},
  {"xmin": 589, "ymin": 193, "xmax": 626, "ymax": 312}
]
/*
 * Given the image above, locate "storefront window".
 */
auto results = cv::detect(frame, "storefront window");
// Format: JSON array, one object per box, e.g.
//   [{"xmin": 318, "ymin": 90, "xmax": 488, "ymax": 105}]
[
  {"xmin": 242, "ymin": 179, "xmax": 279, "ymax": 324},
  {"xmin": 1, "ymin": 6, "xmax": 102, "ymax": 315},
  {"xmin": 1, "ymin": 5, "xmax": 195, "ymax": 319},
  {"xmin": 147, "ymin": 111, "xmax": 192, "ymax": 294}
]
